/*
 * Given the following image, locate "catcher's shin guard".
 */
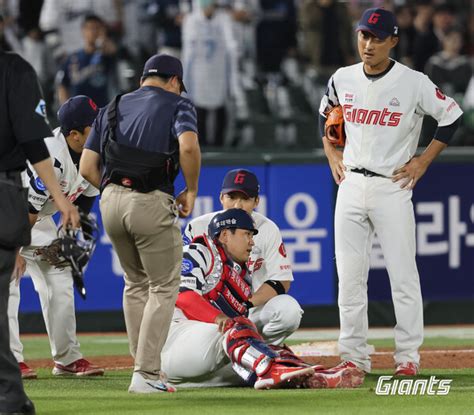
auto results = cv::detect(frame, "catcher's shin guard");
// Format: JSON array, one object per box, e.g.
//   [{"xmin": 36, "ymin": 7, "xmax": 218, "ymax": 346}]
[
  {"xmin": 224, "ymin": 317, "xmax": 277, "ymax": 379},
  {"xmin": 224, "ymin": 317, "xmax": 314, "ymax": 389}
]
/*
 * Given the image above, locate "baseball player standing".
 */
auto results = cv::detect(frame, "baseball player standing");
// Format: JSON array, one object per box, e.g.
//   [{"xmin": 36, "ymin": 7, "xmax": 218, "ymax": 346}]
[
  {"xmin": 319, "ymin": 8, "xmax": 463, "ymax": 376},
  {"xmin": 183, "ymin": 169, "xmax": 302, "ymax": 345},
  {"xmin": 8, "ymin": 96, "xmax": 104, "ymax": 379}
]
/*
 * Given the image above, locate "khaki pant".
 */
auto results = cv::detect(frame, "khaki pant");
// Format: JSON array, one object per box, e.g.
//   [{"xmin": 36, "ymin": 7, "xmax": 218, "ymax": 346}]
[{"xmin": 100, "ymin": 184, "xmax": 182, "ymax": 380}]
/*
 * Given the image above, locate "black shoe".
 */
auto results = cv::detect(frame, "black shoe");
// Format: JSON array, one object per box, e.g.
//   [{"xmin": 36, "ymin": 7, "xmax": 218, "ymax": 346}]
[{"xmin": 0, "ymin": 399, "xmax": 35, "ymax": 415}]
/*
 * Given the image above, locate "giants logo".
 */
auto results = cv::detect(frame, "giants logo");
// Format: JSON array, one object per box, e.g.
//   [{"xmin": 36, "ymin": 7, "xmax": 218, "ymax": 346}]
[
  {"xmin": 234, "ymin": 172, "xmax": 246, "ymax": 184},
  {"xmin": 343, "ymin": 104, "xmax": 402, "ymax": 127},
  {"xmin": 368, "ymin": 12, "xmax": 380, "ymax": 24}
]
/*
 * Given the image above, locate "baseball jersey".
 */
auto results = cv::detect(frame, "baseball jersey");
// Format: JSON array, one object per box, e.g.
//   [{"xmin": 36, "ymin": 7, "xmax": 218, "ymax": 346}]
[
  {"xmin": 24, "ymin": 127, "xmax": 99, "ymax": 246},
  {"xmin": 319, "ymin": 60, "xmax": 463, "ymax": 177},
  {"xmin": 40, "ymin": 0, "xmax": 120, "ymax": 54},
  {"xmin": 181, "ymin": 8, "xmax": 238, "ymax": 108},
  {"xmin": 183, "ymin": 211, "xmax": 293, "ymax": 292}
]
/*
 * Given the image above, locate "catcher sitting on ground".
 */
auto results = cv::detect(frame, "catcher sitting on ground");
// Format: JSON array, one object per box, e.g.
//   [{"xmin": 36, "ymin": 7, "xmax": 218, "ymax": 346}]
[
  {"xmin": 158, "ymin": 209, "xmax": 365, "ymax": 391},
  {"xmin": 8, "ymin": 96, "xmax": 105, "ymax": 379}
]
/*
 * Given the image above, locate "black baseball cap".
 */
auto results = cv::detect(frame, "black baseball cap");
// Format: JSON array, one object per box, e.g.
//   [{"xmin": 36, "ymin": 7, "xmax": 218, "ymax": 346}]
[
  {"xmin": 142, "ymin": 54, "xmax": 187, "ymax": 92},
  {"xmin": 356, "ymin": 8, "xmax": 399, "ymax": 40},
  {"xmin": 221, "ymin": 169, "xmax": 260, "ymax": 198},
  {"xmin": 57, "ymin": 95, "xmax": 98, "ymax": 135}
]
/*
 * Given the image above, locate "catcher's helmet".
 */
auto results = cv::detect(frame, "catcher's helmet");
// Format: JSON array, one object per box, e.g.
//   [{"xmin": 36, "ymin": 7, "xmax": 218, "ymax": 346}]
[
  {"xmin": 208, "ymin": 208, "xmax": 258, "ymax": 239},
  {"xmin": 56, "ymin": 211, "xmax": 99, "ymax": 299}
]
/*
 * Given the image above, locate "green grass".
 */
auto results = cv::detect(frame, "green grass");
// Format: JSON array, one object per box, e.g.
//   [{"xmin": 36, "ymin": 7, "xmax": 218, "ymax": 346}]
[
  {"xmin": 24, "ymin": 368, "xmax": 474, "ymax": 415},
  {"xmin": 21, "ymin": 335, "xmax": 130, "ymax": 360},
  {"xmin": 18, "ymin": 333, "xmax": 474, "ymax": 414},
  {"xmin": 22, "ymin": 334, "xmax": 474, "ymax": 361}
]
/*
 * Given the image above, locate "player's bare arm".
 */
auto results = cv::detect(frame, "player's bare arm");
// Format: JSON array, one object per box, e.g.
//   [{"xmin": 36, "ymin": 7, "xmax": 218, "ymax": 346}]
[
  {"xmin": 392, "ymin": 139, "xmax": 448, "ymax": 190},
  {"xmin": 177, "ymin": 131, "xmax": 201, "ymax": 218},
  {"xmin": 322, "ymin": 136, "xmax": 346, "ymax": 185},
  {"xmin": 32, "ymin": 158, "xmax": 80, "ymax": 228},
  {"xmin": 79, "ymin": 149, "xmax": 101, "ymax": 189},
  {"xmin": 248, "ymin": 280, "xmax": 291, "ymax": 307}
]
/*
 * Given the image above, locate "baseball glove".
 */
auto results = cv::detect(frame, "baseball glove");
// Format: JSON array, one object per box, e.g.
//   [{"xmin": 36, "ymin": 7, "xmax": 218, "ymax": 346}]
[
  {"xmin": 34, "ymin": 238, "xmax": 70, "ymax": 269},
  {"xmin": 325, "ymin": 105, "xmax": 346, "ymax": 147}
]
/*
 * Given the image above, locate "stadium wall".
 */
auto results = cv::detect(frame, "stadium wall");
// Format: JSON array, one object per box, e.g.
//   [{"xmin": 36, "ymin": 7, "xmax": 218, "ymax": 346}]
[{"xmin": 18, "ymin": 149, "xmax": 474, "ymax": 332}]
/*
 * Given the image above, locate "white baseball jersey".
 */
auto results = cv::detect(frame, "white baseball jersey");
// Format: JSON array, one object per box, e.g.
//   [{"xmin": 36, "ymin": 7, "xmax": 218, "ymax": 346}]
[
  {"xmin": 319, "ymin": 60, "xmax": 463, "ymax": 177},
  {"xmin": 181, "ymin": 8, "xmax": 238, "ymax": 108},
  {"xmin": 23, "ymin": 127, "xmax": 98, "ymax": 246},
  {"xmin": 39, "ymin": 0, "xmax": 119, "ymax": 54},
  {"xmin": 183, "ymin": 211, "xmax": 293, "ymax": 292}
]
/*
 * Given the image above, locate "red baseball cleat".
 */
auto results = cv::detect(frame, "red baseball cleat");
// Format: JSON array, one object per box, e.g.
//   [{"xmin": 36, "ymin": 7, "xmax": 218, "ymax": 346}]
[
  {"xmin": 395, "ymin": 362, "xmax": 419, "ymax": 376},
  {"xmin": 254, "ymin": 364, "xmax": 314, "ymax": 390},
  {"xmin": 52, "ymin": 358, "xmax": 105, "ymax": 376},
  {"xmin": 303, "ymin": 363, "xmax": 365, "ymax": 389},
  {"xmin": 19, "ymin": 362, "xmax": 37, "ymax": 380}
]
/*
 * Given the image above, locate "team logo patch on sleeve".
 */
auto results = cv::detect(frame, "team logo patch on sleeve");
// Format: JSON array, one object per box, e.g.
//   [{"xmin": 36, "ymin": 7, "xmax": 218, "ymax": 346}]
[
  {"xmin": 34, "ymin": 177, "xmax": 46, "ymax": 191},
  {"xmin": 182, "ymin": 234, "xmax": 191, "ymax": 246},
  {"xmin": 435, "ymin": 88, "xmax": 446, "ymax": 101},
  {"xmin": 35, "ymin": 99, "xmax": 47, "ymax": 118},
  {"xmin": 181, "ymin": 258, "xmax": 194, "ymax": 274},
  {"xmin": 279, "ymin": 242, "xmax": 287, "ymax": 258}
]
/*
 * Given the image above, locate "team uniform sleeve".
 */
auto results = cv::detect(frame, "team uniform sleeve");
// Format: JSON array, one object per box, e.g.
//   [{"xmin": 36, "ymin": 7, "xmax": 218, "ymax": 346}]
[
  {"xmin": 7, "ymin": 54, "xmax": 52, "ymax": 144},
  {"xmin": 318, "ymin": 74, "xmax": 341, "ymax": 138},
  {"xmin": 416, "ymin": 75, "xmax": 463, "ymax": 127},
  {"xmin": 173, "ymin": 99, "xmax": 198, "ymax": 138},
  {"xmin": 177, "ymin": 243, "xmax": 222, "ymax": 323},
  {"xmin": 318, "ymin": 75, "xmax": 340, "ymax": 117},
  {"xmin": 182, "ymin": 220, "xmax": 195, "ymax": 245},
  {"xmin": 182, "ymin": 215, "xmax": 212, "ymax": 245},
  {"xmin": 261, "ymin": 221, "xmax": 293, "ymax": 282},
  {"xmin": 25, "ymin": 155, "xmax": 63, "ymax": 213},
  {"xmin": 178, "ymin": 244, "xmax": 212, "ymax": 295}
]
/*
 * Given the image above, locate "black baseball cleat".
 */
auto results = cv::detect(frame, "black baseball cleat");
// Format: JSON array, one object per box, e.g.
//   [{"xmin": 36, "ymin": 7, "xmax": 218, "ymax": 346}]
[{"xmin": 0, "ymin": 399, "xmax": 35, "ymax": 415}]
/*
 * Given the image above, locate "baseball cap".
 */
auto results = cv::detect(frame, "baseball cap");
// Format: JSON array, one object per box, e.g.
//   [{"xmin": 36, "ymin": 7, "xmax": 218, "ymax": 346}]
[
  {"xmin": 142, "ymin": 54, "xmax": 187, "ymax": 92},
  {"xmin": 57, "ymin": 95, "xmax": 99, "ymax": 135},
  {"xmin": 356, "ymin": 8, "xmax": 399, "ymax": 40},
  {"xmin": 221, "ymin": 169, "xmax": 260, "ymax": 198}
]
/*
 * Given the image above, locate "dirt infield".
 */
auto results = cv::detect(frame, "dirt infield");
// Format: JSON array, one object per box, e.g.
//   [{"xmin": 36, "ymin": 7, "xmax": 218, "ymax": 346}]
[{"xmin": 27, "ymin": 347, "xmax": 474, "ymax": 371}]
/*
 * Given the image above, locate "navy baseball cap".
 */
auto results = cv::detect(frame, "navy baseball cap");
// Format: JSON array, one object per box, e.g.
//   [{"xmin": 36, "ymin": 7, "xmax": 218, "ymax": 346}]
[
  {"xmin": 57, "ymin": 95, "xmax": 98, "ymax": 135},
  {"xmin": 221, "ymin": 169, "xmax": 260, "ymax": 198},
  {"xmin": 142, "ymin": 54, "xmax": 187, "ymax": 92},
  {"xmin": 356, "ymin": 8, "xmax": 399, "ymax": 40}
]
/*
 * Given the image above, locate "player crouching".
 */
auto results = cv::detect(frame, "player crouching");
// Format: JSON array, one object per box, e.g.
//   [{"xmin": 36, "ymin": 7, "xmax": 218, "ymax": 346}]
[{"xmin": 157, "ymin": 209, "xmax": 364, "ymax": 392}]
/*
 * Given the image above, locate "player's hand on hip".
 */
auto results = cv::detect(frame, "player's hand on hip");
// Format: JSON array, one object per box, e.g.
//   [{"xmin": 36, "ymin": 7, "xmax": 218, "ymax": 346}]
[
  {"xmin": 176, "ymin": 188, "xmax": 197, "ymax": 218},
  {"xmin": 11, "ymin": 250, "xmax": 26, "ymax": 284},
  {"xmin": 326, "ymin": 144, "xmax": 346, "ymax": 185},
  {"xmin": 392, "ymin": 157, "xmax": 428, "ymax": 190}
]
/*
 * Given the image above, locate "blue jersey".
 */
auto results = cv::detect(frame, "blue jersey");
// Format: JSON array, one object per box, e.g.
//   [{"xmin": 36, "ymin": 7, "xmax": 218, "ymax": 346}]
[
  {"xmin": 85, "ymin": 86, "xmax": 197, "ymax": 154},
  {"xmin": 58, "ymin": 49, "xmax": 114, "ymax": 107}
]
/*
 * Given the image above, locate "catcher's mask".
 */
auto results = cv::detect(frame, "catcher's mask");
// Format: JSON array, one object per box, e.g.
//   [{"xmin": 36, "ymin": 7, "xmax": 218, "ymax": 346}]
[{"xmin": 35, "ymin": 212, "xmax": 99, "ymax": 299}]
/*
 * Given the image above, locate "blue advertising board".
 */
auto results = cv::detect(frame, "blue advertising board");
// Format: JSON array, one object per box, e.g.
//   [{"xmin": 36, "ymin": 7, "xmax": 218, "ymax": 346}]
[
  {"xmin": 368, "ymin": 164, "xmax": 474, "ymax": 301},
  {"xmin": 17, "ymin": 162, "xmax": 474, "ymax": 313},
  {"xmin": 18, "ymin": 164, "xmax": 335, "ymax": 312}
]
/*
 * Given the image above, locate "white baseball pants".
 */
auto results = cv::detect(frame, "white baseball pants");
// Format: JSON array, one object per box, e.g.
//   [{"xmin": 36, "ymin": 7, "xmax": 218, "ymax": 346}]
[
  {"xmin": 335, "ymin": 171, "xmax": 423, "ymax": 372},
  {"xmin": 161, "ymin": 294, "xmax": 303, "ymax": 385},
  {"xmin": 8, "ymin": 247, "xmax": 82, "ymax": 366}
]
